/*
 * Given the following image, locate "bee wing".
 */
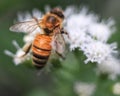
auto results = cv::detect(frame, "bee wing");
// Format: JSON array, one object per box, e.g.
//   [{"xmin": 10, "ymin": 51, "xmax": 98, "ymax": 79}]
[
  {"xmin": 52, "ymin": 33, "xmax": 66, "ymax": 59},
  {"xmin": 9, "ymin": 19, "xmax": 41, "ymax": 33}
]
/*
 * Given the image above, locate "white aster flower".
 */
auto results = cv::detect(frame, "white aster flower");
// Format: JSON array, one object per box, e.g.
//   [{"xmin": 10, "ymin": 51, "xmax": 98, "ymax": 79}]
[
  {"xmin": 96, "ymin": 56, "xmax": 120, "ymax": 80},
  {"xmin": 65, "ymin": 7, "xmax": 116, "ymax": 47},
  {"xmin": 64, "ymin": 6, "xmax": 117, "ymax": 64},
  {"xmin": 65, "ymin": 7, "xmax": 96, "ymax": 50},
  {"xmin": 17, "ymin": 9, "xmax": 43, "ymax": 22},
  {"xmin": 74, "ymin": 82, "xmax": 96, "ymax": 96},
  {"xmin": 32, "ymin": 8, "xmax": 43, "ymax": 19},
  {"xmin": 69, "ymin": 32, "xmax": 92, "ymax": 51},
  {"xmin": 17, "ymin": 11, "xmax": 32, "ymax": 22},
  {"xmin": 81, "ymin": 41, "xmax": 117, "ymax": 64},
  {"xmin": 88, "ymin": 19, "xmax": 115, "ymax": 42},
  {"xmin": 4, "ymin": 40, "xmax": 30, "ymax": 65},
  {"xmin": 13, "ymin": 49, "xmax": 28, "ymax": 65},
  {"xmin": 64, "ymin": 6, "xmax": 76, "ymax": 18},
  {"xmin": 113, "ymin": 82, "xmax": 120, "ymax": 95}
]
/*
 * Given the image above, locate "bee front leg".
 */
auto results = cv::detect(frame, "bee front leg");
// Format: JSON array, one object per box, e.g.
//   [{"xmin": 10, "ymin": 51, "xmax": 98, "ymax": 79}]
[
  {"xmin": 61, "ymin": 28, "xmax": 67, "ymax": 34},
  {"xmin": 61, "ymin": 28, "xmax": 70, "ymax": 38}
]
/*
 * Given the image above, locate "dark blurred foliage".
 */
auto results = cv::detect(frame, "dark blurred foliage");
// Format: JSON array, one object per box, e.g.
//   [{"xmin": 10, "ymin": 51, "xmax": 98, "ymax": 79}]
[{"xmin": 0, "ymin": 0, "xmax": 120, "ymax": 96}]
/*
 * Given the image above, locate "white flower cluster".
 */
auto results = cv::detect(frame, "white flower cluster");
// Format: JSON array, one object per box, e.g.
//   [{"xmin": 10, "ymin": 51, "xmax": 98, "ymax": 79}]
[
  {"xmin": 74, "ymin": 81, "xmax": 96, "ymax": 96},
  {"xmin": 17, "ymin": 8, "xmax": 43, "ymax": 22},
  {"xmin": 4, "ymin": 40, "xmax": 30, "ymax": 65},
  {"xmin": 113, "ymin": 82, "xmax": 120, "ymax": 95},
  {"xmin": 65, "ymin": 6, "xmax": 117, "ymax": 64},
  {"xmin": 64, "ymin": 6, "xmax": 120, "ymax": 80}
]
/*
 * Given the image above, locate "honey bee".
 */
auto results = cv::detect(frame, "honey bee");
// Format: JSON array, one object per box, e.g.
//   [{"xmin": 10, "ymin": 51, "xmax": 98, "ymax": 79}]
[{"xmin": 9, "ymin": 8, "xmax": 68, "ymax": 69}]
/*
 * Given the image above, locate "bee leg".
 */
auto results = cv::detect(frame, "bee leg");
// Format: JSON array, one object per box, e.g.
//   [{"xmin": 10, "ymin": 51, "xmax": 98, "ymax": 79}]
[
  {"xmin": 60, "ymin": 28, "xmax": 67, "ymax": 34},
  {"xmin": 20, "ymin": 42, "xmax": 32, "ymax": 57},
  {"xmin": 55, "ymin": 51, "xmax": 66, "ymax": 60},
  {"xmin": 61, "ymin": 30, "xmax": 68, "ymax": 34},
  {"xmin": 61, "ymin": 28, "xmax": 70, "ymax": 38}
]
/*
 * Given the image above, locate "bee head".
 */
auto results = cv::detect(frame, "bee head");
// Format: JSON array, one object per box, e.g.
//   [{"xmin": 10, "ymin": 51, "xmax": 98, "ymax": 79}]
[
  {"xmin": 50, "ymin": 8, "xmax": 64, "ymax": 19},
  {"xmin": 40, "ymin": 8, "xmax": 64, "ymax": 31}
]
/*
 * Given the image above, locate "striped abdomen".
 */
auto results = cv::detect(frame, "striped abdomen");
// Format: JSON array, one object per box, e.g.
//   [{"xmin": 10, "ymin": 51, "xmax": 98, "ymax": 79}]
[{"xmin": 32, "ymin": 34, "xmax": 52, "ymax": 69}]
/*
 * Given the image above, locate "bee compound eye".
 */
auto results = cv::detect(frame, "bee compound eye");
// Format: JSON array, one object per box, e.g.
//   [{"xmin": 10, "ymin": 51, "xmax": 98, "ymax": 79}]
[{"xmin": 47, "ymin": 16, "xmax": 57, "ymax": 24}]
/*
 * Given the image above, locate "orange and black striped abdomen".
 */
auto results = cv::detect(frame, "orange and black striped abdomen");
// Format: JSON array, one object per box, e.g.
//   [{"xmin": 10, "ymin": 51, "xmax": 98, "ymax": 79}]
[{"xmin": 32, "ymin": 34, "xmax": 52, "ymax": 69}]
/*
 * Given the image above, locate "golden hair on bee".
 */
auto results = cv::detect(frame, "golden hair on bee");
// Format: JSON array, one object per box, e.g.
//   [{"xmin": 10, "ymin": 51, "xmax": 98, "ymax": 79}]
[{"xmin": 39, "ymin": 7, "xmax": 64, "ymax": 32}]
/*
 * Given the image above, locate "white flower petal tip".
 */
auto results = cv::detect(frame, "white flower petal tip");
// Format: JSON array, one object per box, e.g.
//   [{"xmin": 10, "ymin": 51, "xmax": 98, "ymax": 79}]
[
  {"xmin": 32, "ymin": 8, "xmax": 43, "ymax": 19},
  {"xmin": 17, "ymin": 11, "xmax": 32, "ymax": 22},
  {"xmin": 88, "ymin": 21, "xmax": 115, "ymax": 42},
  {"xmin": 12, "ymin": 40, "xmax": 21, "ymax": 49},
  {"xmin": 74, "ymin": 82, "xmax": 96, "ymax": 96},
  {"xmin": 97, "ymin": 57, "xmax": 120, "ymax": 80},
  {"xmin": 23, "ymin": 35, "xmax": 34, "ymax": 43},
  {"xmin": 4, "ymin": 49, "xmax": 26, "ymax": 65},
  {"xmin": 13, "ymin": 57, "xmax": 23, "ymax": 65},
  {"xmin": 17, "ymin": 8, "xmax": 43, "ymax": 22},
  {"xmin": 44, "ymin": 5, "xmax": 51, "ymax": 12},
  {"xmin": 113, "ymin": 82, "xmax": 120, "ymax": 95},
  {"xmin": 15, "ymin": 49, "xmax": 25, "ymax": 57},
  {"xmin": 13, "ymin": 54, "xmax": 30, "ymax": 66},
  {"xmin": 4, "ymin": 50, "xmax": 14, "ymax": 57}
]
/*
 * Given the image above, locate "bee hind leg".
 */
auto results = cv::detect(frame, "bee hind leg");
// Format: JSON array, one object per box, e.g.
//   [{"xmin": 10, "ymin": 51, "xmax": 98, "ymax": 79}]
[
  {"xmin": 14, "ymin": 42, "xmax": 32, "ymax": 65},
  {"xmin": 55, "ymin": 51, "xmax": 66, "ymax": 60},
  {"xmin": 20, "ymin": 42, "xmax": 32, "ymax": 57}
]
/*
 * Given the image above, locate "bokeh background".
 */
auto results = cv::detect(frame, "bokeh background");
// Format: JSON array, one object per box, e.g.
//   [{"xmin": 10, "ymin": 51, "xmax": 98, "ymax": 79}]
[{"xmin": 0, "ymin": 0, "xmax": 120, "ymax": 96}]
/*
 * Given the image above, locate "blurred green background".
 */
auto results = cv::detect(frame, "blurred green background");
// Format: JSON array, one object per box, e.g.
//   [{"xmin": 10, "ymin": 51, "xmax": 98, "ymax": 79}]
[{"xmin": 0, "ymin": 0, "xmax": 120, "ymax": 96}]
